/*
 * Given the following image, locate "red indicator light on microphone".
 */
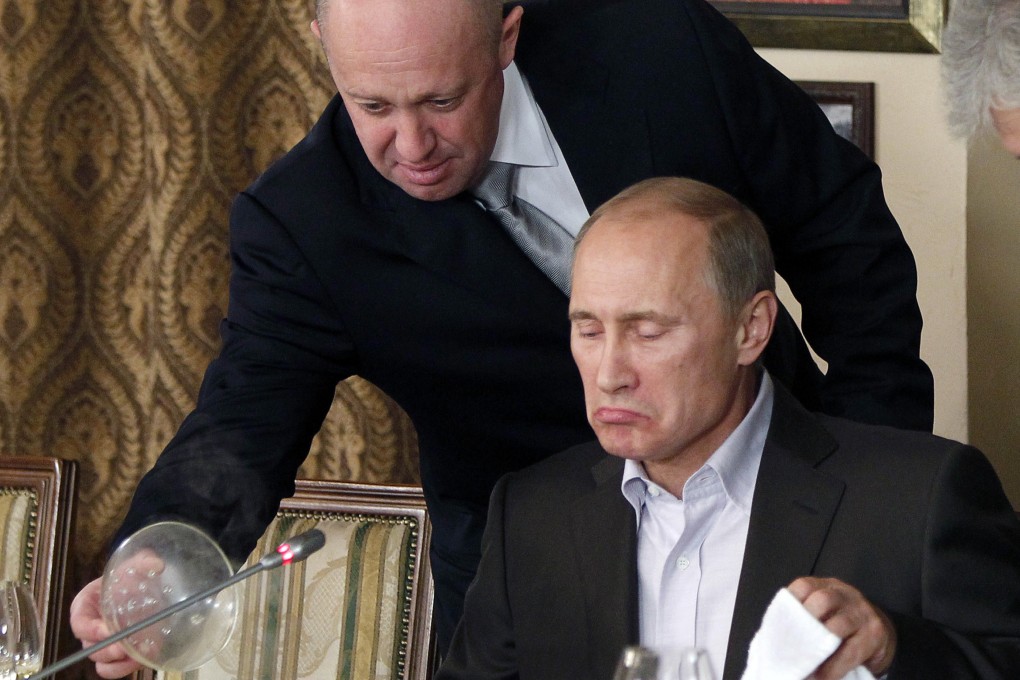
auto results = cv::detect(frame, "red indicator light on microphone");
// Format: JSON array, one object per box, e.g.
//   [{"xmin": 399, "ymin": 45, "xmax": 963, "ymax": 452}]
[{"xmin": 277, "ymin": 543, "xmax": 295, "ymax": 564}]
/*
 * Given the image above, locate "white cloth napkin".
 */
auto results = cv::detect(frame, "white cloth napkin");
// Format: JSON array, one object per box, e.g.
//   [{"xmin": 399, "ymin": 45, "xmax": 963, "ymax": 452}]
[{"xmin": 741, "ymin": 588, "xmax": 876, "ymax": 680}]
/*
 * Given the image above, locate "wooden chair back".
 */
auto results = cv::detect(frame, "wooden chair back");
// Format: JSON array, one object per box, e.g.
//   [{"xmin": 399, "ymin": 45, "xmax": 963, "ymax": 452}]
[
  {"xmin": 148, "ymin": 481, "xmax": 435, "ymax": 680},
  {"xmin": 0, "ymin": 455, "xmax": 76, "ymax": 667}
]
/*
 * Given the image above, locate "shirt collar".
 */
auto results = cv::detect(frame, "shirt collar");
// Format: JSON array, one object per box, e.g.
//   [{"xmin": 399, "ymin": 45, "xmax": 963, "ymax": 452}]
[
  {"xmin": 621, "ymin": 371, "xmax": 775, "ymax": 517},
  {"xmin": 489, "ymin": 61, "xmax": 557, "ymax": 168}
]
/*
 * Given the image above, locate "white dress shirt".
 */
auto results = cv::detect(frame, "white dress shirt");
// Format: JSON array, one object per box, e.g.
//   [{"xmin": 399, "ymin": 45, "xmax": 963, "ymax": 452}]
[
  {"xmin": 487, "ymin": 62, "xmax": 590, "ymax": 237},
  {"xmin": 621, "ymin": 373, "xmax": 775, "ymax": 677}
]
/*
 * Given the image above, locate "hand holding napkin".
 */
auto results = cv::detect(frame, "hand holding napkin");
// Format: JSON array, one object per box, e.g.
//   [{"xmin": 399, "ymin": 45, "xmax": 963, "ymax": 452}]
[{"xmin": 741, "ymin": 588, "xmax": 876, "ymax": 680}]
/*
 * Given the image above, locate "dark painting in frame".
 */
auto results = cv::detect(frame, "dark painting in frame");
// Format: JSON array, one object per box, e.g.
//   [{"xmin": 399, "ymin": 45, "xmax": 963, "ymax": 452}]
[
  {"xmin": 710, "ymin": 0, "xmax": 944, "ymax": 52},
  {"xmin": 797, "ymin": 80, "xmax": 875, "ymax": 159}
]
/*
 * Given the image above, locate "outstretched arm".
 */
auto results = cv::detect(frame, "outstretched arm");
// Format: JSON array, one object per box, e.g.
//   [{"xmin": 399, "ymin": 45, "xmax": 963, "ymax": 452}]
[{"xmin": 115, "ymin": 192, "xmax": 354, "ymax": 561}]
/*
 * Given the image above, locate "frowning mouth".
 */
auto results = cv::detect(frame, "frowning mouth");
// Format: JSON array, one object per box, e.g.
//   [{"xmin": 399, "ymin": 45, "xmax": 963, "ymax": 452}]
[
  {"xmin": 594, "ymin": 407, "xmax": 648, "ymax": 425},
  {"xmin": 397, "ymin": 159, "xmax": 451, "ymax": 186}
]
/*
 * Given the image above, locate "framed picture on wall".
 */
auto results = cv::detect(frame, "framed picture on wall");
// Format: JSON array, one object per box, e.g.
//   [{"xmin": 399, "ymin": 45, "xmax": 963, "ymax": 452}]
[
  {"xmin": 709, "ymin": 0, "xmax": 943, "ymax": 52},
  {"xmin": 796, "ymin": 80, "xmax": 875, "ymax": 159}
]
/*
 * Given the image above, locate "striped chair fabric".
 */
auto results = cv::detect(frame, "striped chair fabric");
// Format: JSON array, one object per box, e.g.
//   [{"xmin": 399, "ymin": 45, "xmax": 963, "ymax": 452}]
[{"xmin": 155, "ymin": 481, "xmax": 434, "ymax": 680}]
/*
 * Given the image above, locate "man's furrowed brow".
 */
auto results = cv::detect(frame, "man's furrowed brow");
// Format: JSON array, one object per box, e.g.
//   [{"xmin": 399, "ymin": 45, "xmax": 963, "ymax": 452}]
[
  {"xmin": 341, "ymin": 84, "xmax": 383, "ymax": 100},
  {"xmin": 568, "ymin": 309, "xmax": 597, "ymax": 322},
  {"xmin": 618, "ymin": 310, "xmax": 682, "ymax": 325},
  {"xmin": 568, "ymin": 309, "xmax": 680, "ymax": 324}
]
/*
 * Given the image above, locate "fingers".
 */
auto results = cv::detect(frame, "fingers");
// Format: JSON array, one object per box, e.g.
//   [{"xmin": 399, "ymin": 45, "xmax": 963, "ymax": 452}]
[
  {"xmin": 119, "ymin": 549, "xmax": 166, "ymax": 576},
  {"xmin": 69, "ymin": 578, "xmax": 109, "ymax": 645},
  {"xmin": 94, "ymin": 655, "xmax": 145, "ymax": 679},
  {"xmin": 787, "ymin": 577, "xmax": 897, "ymax": 680},
  {"xmin": 69, "ymin": 577, "xmax": 144, "ymax": 678}
]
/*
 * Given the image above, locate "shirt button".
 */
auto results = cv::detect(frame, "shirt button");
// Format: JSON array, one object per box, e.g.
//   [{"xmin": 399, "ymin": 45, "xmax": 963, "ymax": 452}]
[
  {"xmin": 647, "ymin": 486, "xmax": 661, "ymax": 498},
  {"xmin": 676, "ymin": 555, "xmax": 690, "ymax": 570}
]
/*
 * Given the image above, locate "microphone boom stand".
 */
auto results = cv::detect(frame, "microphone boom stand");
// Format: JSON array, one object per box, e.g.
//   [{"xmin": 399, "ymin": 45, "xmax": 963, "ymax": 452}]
[{"xmin": 27, "ymin": 528, "xmax": 326, "ymax": 680}]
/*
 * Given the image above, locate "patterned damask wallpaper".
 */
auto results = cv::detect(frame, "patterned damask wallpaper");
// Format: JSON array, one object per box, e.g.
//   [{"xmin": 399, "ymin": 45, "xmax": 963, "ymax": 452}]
[{"xmin": 0, "ymin": 1, "xmax": 419, "ymax": 673}]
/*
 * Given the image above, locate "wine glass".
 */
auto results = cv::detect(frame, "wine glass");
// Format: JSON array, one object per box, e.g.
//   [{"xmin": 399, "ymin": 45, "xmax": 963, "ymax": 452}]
[
  {"xmin": 0, "ymin": 581, "xmax": 43, "ymax": 679},
  {"xmin": 613, "ymin": 645, "xmax": 716, "ymax": 680},
  {"xmin": 677, "ymin": 648, "xmax": 715, "ymax": 680},
  {"xmin": 613, "ymin": 646, "xmax": 660, "ymax": 680}
]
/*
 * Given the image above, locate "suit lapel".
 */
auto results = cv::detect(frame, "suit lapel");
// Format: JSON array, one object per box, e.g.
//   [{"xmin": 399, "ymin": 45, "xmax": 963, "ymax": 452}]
[
  {"xmin": 722, "ymin": 387, "xmax": 845, "ymax": 680},
  {"xmin": 570, "ymin": 454, "xmax": 639, "ymax": 678},
  {"xmin": 517, "ymin": 44, "xmax": 654, "ymax": 212},
  {"xmin": 336, "ymin": 107, "xmax": 567, "ymax": 308},
  {"xmin": 333, "ymin": 32, "xmax": 655, "ymax": 300},
  {"xmin": 558, "ymin": 388, "xmax": 845, "ymax": 680}
]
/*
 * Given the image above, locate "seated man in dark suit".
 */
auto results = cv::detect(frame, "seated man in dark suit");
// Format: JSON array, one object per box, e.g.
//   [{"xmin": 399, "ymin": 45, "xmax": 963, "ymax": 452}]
[{"xmin": 437, "ymin": 177, "xmax": 1020, "ymax": 680}]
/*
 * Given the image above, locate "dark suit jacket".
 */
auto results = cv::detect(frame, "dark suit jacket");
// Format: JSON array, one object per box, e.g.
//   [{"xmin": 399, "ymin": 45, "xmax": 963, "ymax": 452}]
[
  {"xmin": 438, "ymin": 384, "xmax": 1020, "ymax": 680},
  {"xmin": 116, "ymin": 0, "xmax": 934, "ymax": 649}
]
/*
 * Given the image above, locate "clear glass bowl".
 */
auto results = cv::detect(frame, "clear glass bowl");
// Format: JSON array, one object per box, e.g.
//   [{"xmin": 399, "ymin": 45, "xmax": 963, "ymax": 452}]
[{"xmin": 100, "ymin": 521, "xmax": 238, "ymax": 671}]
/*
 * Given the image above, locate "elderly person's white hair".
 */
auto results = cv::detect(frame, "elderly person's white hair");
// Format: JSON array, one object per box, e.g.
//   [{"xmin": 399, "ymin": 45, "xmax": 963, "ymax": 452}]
[{"xmin": 942, "ymin": 0, "xmax": 1020, "ymax": 138}]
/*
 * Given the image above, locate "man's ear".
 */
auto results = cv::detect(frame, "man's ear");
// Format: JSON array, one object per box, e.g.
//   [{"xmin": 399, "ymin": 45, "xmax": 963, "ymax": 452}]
[
  {"xmin": 499, "ymin": 6, "xmax": 524, "ymax": 69},
  {"xmin": 736, "ymin": 291, "xmax": 777, "ymax": 366},
  {"xmin": 310, "ymin": 19, "xmax": 321, "ymax": 40}
]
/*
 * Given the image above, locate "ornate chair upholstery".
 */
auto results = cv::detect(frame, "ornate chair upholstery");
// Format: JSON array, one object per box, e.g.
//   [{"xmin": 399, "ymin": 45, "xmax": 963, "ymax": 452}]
[
  {"xmin": 155, "ymin": 481, "xmax": 435, "ymax": 680},
  {"xmin": 0, "ymin": 455, "xmax": 76, "ymax": 667}
]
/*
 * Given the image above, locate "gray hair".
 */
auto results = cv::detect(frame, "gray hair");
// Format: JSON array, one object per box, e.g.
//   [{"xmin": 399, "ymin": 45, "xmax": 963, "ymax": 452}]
[
  {"xmin": 942, "ymin": 0, "xmax": 1020, "ymax": 137},
  {"xmin": 574, "ymin": 177, "xmax": 775, "ymax": 321}
]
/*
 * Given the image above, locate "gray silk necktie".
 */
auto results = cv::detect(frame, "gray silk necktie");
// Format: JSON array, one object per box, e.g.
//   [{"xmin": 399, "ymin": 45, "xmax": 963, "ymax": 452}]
[{"xmin": 472, "ymin": 161, "xmax": 573, "ymax": 295}]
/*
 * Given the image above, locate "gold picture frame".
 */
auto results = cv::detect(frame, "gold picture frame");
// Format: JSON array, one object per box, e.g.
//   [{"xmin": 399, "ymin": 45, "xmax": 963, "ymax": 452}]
[{"xmin": 710, "ymin": 0, "xmax": 944, "ymax": 53}]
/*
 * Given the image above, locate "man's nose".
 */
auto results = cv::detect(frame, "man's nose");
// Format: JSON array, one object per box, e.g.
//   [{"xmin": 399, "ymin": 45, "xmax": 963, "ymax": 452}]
[
  {"xmin": 393, "ymin": 113, "xmax": 437, "ymax": 162},
  {"xmin": 595, "ymin": 338, "xmax": 636, "ymax": 393}
]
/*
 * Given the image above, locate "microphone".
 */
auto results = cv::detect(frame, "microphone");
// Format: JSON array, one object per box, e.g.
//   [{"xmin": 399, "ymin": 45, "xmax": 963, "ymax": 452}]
[
  {"xmin": 27, "ymin": 528, "xmax": 326, "ymax": 680},
  {"xmin": 258, "ymin": 528, "xmax": 327, "ymax": 569}
]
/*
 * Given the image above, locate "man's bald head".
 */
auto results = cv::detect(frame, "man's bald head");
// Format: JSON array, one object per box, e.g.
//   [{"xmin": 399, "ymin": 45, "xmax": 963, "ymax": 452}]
[
  {"xmin": 315, "ymin": 0, "xmax": 505, "ymax": 46},
  {"xmin": 310, "ymin": 0, "xmax": 522, "ymax": 201}
]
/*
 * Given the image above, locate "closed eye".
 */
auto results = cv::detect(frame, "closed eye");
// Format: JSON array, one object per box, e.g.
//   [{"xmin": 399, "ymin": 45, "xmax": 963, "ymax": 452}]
[
  {"xmin": 430, "ymin": 97, "xmax": 461, "ymax": 110},
  {"xmin": 572, "ymin": 321, "xmax": 603, "ymax": 340},
  {"xmin": 633, "ymin": 322, "xmax": 667, "ymax": 340},
  {"xmin": 359, "ymin": 103, "xmax": 387, "ymax": 115}
]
